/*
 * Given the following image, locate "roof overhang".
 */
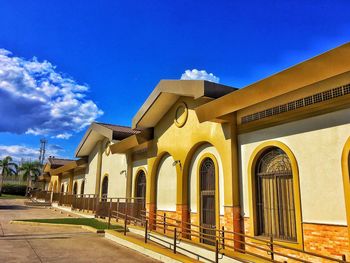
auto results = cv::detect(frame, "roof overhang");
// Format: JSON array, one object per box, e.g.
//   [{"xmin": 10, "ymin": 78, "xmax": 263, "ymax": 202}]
[
  {"xmin": 195, "ymin": 42, "xmax": 350, "ymax": 122},
  {"xmin": 75, "ymin": 123, "xmax": 116, "ymax": 157},
  {"xmin": 110, "ymin": 128, "xmax": 153, "ymax": 154},
  {"xmin": 132, "ymin": 80, "xmax": 235, "ymax": 129},
  {"xmin": 43, "ymin": 163, "xmax": 51, "ymax": 173},
  {"xmin": 38, "ymin": 173, "xmax": 50, "ymax": 182},
  {"xmin": 51, "ymin": 158, "xmax": 88, "ymax": 175}
]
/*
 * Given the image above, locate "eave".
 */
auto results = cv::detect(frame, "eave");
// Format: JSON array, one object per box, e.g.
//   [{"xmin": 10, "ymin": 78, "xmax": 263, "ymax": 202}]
[
  {"xmin": 51, "ymin": 158, "xmax": 88, "ymax": 175},
  {"xmin": 132, "ymin": 80, "xmax": 236, "ymax": 129},
  {"xmin": 75, "ymin": 123, "xmax": 113, "ymax": 157},
  {"xmin": 110, "ymin": 129, "xmax": 153, "ymax": 154},
  {"xmin": 195, "ymin": 42, "xmax": 350, "ymax": 122}
]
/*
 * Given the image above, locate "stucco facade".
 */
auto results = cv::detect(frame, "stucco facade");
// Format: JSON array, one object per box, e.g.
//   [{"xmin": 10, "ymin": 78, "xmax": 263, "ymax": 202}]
[
  {"xmin": 239, "ymin": 108, "xmax": 350, "ymax": 225},
  {"xmin": 45, "ymin": 43, "xmax": 350, "ymax": 260}
]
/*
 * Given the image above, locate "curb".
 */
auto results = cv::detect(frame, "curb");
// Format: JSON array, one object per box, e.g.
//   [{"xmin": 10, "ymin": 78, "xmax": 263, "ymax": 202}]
[{"xmin": 10, "ymin": 220, "xmax": 105, "ymax": 234}]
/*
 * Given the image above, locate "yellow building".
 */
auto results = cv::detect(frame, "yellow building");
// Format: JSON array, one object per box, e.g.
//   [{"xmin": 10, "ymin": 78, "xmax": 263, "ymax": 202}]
[
  {"xmin": 44, "ymin": 157, "xmax": 75, "ymax": 193},
  {"xmin": 47, "ymin": 43, "xmax": 350, "ymax": 259},
  {"xmin": 48, "ymin": 122, "xmax": 137, "ymax": 198}
]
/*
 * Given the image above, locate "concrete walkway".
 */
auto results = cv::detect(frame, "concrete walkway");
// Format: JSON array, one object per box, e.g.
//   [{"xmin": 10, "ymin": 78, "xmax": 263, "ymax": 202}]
[{"xmin": 0, "ymin": 198, "xmax": 159, "ymax": 263}]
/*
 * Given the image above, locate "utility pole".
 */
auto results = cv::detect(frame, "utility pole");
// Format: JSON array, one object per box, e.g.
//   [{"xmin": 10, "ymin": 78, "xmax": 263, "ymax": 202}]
[{"xmin": 39, "ymin": 139, "xmax": 47, "ymax": 165}]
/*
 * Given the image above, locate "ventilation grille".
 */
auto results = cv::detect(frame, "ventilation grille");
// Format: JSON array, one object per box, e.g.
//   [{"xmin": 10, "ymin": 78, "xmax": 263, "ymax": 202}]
[{"xmin": 241, "ymin": 84, "xmax": 350, "ymax": 124}]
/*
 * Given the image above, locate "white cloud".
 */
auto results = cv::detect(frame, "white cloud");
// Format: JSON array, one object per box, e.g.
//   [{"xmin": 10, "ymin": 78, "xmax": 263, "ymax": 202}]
[
  {"xmin": 180, "ymin": 69, "xmax": 220, "ymax": 83},
  {"xmin": 0, "ymin": 144, "xmax": 64, "ymax": 163},
  {"xmin": 0, "ymin": 48, "xmax": 103, "ymax": 139},
  {"xmin": 54, "ymin": 133, "xmax": 72, "ymax": 139}
]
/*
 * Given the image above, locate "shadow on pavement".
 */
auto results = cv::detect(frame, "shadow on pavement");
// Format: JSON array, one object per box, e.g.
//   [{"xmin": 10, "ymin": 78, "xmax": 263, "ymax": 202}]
[{"xmin": 0, "ymin": 205, "xmax": 29, "ymax": 210}]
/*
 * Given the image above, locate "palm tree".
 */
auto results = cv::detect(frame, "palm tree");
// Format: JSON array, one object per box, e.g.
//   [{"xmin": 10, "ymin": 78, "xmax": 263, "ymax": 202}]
[
  {"xmin": 0, "ymin": 156, "xmax": 18, "ymax": 196},
  {"xmin": 19, "ymin": 161, "xmax": 42, "ymax": 196}
]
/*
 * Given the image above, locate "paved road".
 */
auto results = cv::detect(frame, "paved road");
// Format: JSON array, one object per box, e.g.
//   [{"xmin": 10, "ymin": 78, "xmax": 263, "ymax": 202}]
[{"xmin": 0, "ymin": 198, "xmax": 159, "ymax": 263}]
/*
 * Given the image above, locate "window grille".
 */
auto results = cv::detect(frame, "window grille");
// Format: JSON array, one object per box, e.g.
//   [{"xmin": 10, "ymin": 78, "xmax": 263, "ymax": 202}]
[
  {"xmin": 255, "ymin": 147, "xmax": 296, "ymax": 241},
  {"xmin": 136, "ymin": 171, "xmax": 146, "ymax": 200},
  {"xmin": 200, "ymin": 157, "xmax": 216, "ymax": 245}
]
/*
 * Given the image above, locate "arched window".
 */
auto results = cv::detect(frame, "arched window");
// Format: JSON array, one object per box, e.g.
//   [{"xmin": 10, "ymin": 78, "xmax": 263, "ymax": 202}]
[
  {"xmin": 73, "ymin": 182, "xmax": 78, "ymax": 195},
  {"xmin": 136, "ymin": 170, "xmax": 146, "ymax": 200},
  {"xmin": 255, "ymin": 147, "xmax": 296, "ymax": 241},
  {"xmin": 60, "ymin": 184, "xmax": 64, "ymax": 193},
  {"xmin": 81, "ymin": 181, "xmax": 85, "ymax": 195},
  {"xmin": 101, "ymin": 176, "xmax": 108, "ymax": 198},
  {"xmin": 200, "ymin": 157, "xmax": 216, "ymax": 245}
]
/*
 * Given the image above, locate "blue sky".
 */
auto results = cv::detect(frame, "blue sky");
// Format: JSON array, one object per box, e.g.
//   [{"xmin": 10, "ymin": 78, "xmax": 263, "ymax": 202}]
[{"xmin": 0, "ymin": 0, "xmax": 349, "ymax": 161}]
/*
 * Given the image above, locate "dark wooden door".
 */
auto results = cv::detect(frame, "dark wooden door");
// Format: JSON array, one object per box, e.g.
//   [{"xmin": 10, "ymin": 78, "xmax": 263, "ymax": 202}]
[
  {"xmin": 80, "ymin": 181, "xmax": 85, "ymax": 195},
  {"xmin": 102, "ymin": 176, "xmax": 108, "ymax": 198},
  {"xmin": 136, "ymin": 171, "xmax": 146, "ymax": 209},
  {"xmin": 200, "ymin": 157, "xmax": 216, "ymax": 245},
  {"xmin": 73, "ymin": 182, "xmax": 78, "ymax": 194}
]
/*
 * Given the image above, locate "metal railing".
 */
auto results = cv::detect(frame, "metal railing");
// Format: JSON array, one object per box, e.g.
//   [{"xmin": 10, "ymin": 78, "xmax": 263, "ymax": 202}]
[
  {"xmin": 33, "ymin": 190, "xmax": 349, "ymax": 263},
  {"xmin": 119, "ymin": 212, "xmax": 349, "ymax": 263},
  {"xmin": 30, "ymin": 190, "xmax": 52, "ymax": 202},
  {"xmin": 49, "ymin": 192, "xmax": 146, "ymax": 222}
]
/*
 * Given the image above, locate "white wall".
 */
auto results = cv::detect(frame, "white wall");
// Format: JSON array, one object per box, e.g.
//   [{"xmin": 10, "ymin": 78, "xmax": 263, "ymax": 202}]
[
  {"xmin": 239, "ymin": 108, "xmax": 350, "ymax": 225},
  {"xmin": 189, "ymin": 144, "xmax": 225, "ymax": 215},
  {"xmin": 84, "ymin": 143, "xmax": 100, "ymax": 195},
  {"xmin": 100, "ymin": 141, "xmax": 128, "ymax": 198},
  {"xmin": 156, "ymin": 154, "xmax": 177, "ymax": 211}
]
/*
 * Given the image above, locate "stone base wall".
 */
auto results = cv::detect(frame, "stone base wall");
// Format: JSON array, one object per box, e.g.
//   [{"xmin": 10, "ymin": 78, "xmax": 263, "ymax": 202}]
[{"xmin": 243, "ymin": 217, "xmax": 350, "ymax": 261}]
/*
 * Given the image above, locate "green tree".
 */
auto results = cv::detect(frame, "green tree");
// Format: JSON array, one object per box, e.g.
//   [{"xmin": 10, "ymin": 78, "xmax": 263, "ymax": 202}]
[
  {"xmin": 19, "ymin": 161, "xmax": 42, "ymax": 196},
  {"xmin": 0, "ymin": 156, "xmax": 18, "ymax": 196}
]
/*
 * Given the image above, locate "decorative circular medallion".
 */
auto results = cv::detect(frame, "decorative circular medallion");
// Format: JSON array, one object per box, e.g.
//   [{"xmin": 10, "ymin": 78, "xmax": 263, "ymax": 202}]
[
  {"xmin": 105, "ymin": 141, "xmax": 111, "ymax": 156},
  {"xmin": 174, "ymin": 102, "xmax": 188, "ymax": 128}
]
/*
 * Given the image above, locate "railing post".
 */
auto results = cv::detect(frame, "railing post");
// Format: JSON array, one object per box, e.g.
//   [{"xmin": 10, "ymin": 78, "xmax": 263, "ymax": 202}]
[
  {"xmin": 125, "ymin": 200, "xmax": 128, "ymax": 221},
  {"xmin": 108, "ymin": 198, "xmax": 112, "ymax": 229},
  {"xmin": 342, "ymin": 254, "xmax": 346, "ymax": 262},
  {"xmin": 124, "ymin": 214, "xmax": 128, "ymax": 236},
  {"xmin": 173, "ymin": 228, "xmax": 177, "ymax": 254},
  {"xmin": 116, "ymin": 198, "xmax": 120, "ymax": 222},
  {"xmin": 145, "ymin": 220, "xmax": 148, "ymax": 243},
  {"xmin": 215, "ymin": 239, "xmax": 219, "ymax": 263},
  {"xmin": 74, "ymin": 194, "xmax": 77, "ymax": 210},
  {"xmin": 163, "ymin": 213, "xmax": 166, "ymax": 234},
  {"xmin": 87, "ymin": 194, "xmax": 90, "ymax": 211},
  {"xmin": 95, "ymin": 195, "xmax": 99, "ymax": 217},
  {"xmin": 221, "ymin": 226, "xmax": 225, "ymax": 250},
  {"xmin": 270, "ymin": 236, "xmax": 274, "ymax": 261}
]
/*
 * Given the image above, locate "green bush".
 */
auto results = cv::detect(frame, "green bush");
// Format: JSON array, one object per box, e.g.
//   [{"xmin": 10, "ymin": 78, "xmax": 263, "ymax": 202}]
[{"xmin": 1, "ymin": 183, "xmax": 26, "ymax": 196}]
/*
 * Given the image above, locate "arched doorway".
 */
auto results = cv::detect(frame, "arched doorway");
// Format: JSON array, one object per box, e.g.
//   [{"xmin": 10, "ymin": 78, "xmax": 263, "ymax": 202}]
[
  {"xmin": 101, "ymin": 176, "xmax": 108, "ymax": 198},
  {"xmin": 199, "ymin": 157, "xmax": 216, "ymax": 245},
  {"xmin": 81, "ymin": 180, "xmax": 85, "ymax": 195},
  {"xmin": 60, "ymin": 184, "xmax": 64, "ymax": 193},
  {"xmin": 156, "ymin": 154, "xmax": 177, "ymax": 212},
  {"xmin": 73, "ymin": 182, "xmax": 78, "ymax": 195},
  {"xmin": 135, "ymin": 170, "xmax": 146, "ymax": 208},
  {"xmin": 255, "ymin": 147, "xmax": 296, "ymax": 241}
]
